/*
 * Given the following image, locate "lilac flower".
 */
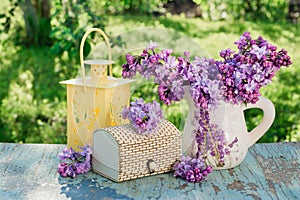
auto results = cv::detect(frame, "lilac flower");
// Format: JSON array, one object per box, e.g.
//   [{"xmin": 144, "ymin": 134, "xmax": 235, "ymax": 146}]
[
  {"xmin": 158, "ymin": 85, "xmax": 173, "ymax": 105},
  {"xmin": 251, "ymin": 45, "xmax": 268, "ymax": 60},
  {"xmin": 183, "ymin": 51, "xmax": 190, "ymax": 57},
  {"xmin": 59, "ymin": 147, "xmax": 75, "ymax": 160},
  {"xmin": 57, "ymin": 144, "xmax": 92, "ymax": 178},
  {"xmin": 179, "ymin": 56, "xmax": 222, "ymax": 110},
  {"xmin": 233, "ymin": 71, "xmax": 246, "ymax": 85},
  {"xmin": 65, "ymin": 165, "xmax": 76, "ymax": 178},
  {"xmin": 174, "ymin": 155, "xmax": 212, "ymax": 183},
  {"xmin": 122, "ymin": 54, "xmax": 139, "ymax": 78},
  {"xmin": 121, "ymin": 37, "xmax": 291, "ymax": 179},
  {"xmin": 217, "ymin": 32, "xmax": 292, "ymax": 104},
  {"xmin": 121, "ymin": 42, "xmax": 233, "ymax": 168},
  {"xmin": 220, "ymin": 48, "xmax": 234, "ymax": 59},
  {"xmin": 192, "ymin": 110, "xmax": 239, "ymax": 167},
  {"xmin": 122, "ymin": 98, "xmax": 163, "ymax": 134},
  {"xmin": 158, "ymin": 49, "xmax": 173, "ymax": 61},
  {"xmin": 57, "ymin": 162, "xmax": 68, "ymax": 177},
  {"xmin": 170, "ymin": 80, "xmax": 185, "ymax": 101},
  {"xmin": 245, "ymin": 80, "xmax": 256, "ymax": 92},
  {"xmin": 122, "ymin": 42, "xmax": 187, "ymax": 105},
  {"xmin": 79, "ymin": 144, "xmax": 91, "ymax": 154},
  {"xmin": 121, "ymin": 106, "xmax": 129, "ymax": 119},
  {"xmin": 154, "ymin": 64, "xmax": 167, "ymax": 81},
  {"xmin": 147, "ymin": 40, "xmax": 158, "ymax": 50}
]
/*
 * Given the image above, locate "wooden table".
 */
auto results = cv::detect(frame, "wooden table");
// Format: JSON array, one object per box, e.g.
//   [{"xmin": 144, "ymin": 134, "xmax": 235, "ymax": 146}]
[{"xmin": 0, "ymin": 142, "xmax": 299, "ymax": 199}]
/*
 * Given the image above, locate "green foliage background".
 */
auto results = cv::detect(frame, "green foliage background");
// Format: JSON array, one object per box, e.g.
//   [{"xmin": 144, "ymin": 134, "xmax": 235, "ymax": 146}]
[{"xmin": 0, "ymin": 0, "xmax": 299, "ymax": 144}]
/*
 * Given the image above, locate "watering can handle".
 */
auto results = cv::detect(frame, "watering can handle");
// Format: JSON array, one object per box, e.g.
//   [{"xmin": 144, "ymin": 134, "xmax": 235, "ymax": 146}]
[
  {"xmin": 79, "ymin": 28, "xmax": 112, "ymax": 91},
  {"xmin": 243, "ymin": 97, "xmax": 275, "ymax": 147}
]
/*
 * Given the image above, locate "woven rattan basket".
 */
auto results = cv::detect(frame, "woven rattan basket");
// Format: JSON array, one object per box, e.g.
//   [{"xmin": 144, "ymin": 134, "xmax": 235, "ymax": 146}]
[{"xmin": 92, "ymin": 119, "xmax": 181, "ymax": 182}]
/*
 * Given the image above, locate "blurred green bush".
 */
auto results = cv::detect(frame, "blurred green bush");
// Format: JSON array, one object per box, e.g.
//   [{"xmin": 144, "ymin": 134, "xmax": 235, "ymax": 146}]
[{"xmin": 0, "ymin": 0, "xmax": 299, "ymax": 144}]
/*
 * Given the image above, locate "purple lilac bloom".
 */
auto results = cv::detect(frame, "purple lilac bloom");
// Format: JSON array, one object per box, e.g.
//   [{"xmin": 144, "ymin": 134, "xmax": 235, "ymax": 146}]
[
  {"xmin": 59, "ymin": 147, "xmax": 75, "ymax": 160},
  {"xmin": 122, "ymin": 54, "xmax": 141, "ymax": 78},
  {"xmin": 181, "ymin": 57, "xmax": 223, "ymax": 110},
  {"xmin": 217, "ymin": 32, "xmax": 292, "ymax": 104},
  {"xmin": 147, "ymin": 40, "xmax": 158, "ymax": 50},
  {"xmin": 121, "ymin": 43, "xmax": 223, "ymax": 108},
  {"xmin": 251, "ymin": 45, "xmax": 268, "ymax": 59},
  {"xmin": 193, "ymin": 110, "xmax": 238, "ymax": 167},
  {"xmin": 174, "ymin": 155, "xmax": 213, "ymax": 183},
  {"xmin": 120, "ymin": 37, "xmax": 288, "ymax": 176},
  {"xmin": 158, "ymin": 85, "xmax": 173, "ymax": 105},
  {"xmin": 122, "ymin": 98, "xmax": 163, "ymax": 134},
  {"xmin": 65, "ymin": 165, "xmax": 76, "ymax": 178},
  {"xmin": 220, "ymin": 48, "xmax": 234, "ymax": 59},
  {"xmin": 121, "ymin": 42, "xmax": 235, "ymax": 170},
  {"xmin": 122, "ymin": 42, "xmax": 186, "ymax": 105},
  {"xmin": 57, "ymin": 144, "xmax": 92, "ymax": 178}
]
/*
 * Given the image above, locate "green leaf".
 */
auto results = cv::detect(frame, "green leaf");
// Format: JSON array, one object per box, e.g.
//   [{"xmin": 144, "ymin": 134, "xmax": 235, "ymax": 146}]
[{"xmin": 83, "ymin": 41, "xmax": 91, "ymax": 57}]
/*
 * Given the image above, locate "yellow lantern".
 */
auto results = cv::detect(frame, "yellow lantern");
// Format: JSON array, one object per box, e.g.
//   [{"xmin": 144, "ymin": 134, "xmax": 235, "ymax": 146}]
[{"xmin": 60, "ymin": 28, "xmax": 133, "ymax": 150}]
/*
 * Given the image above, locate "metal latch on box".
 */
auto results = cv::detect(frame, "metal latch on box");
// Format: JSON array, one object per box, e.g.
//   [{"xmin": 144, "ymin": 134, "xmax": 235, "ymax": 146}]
[{"xmin": 147, "ymin": 159, "xmax": 157, "ymax": 173}]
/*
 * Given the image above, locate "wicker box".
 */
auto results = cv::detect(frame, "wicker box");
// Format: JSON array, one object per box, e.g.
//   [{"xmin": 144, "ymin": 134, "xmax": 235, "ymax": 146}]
[{"xmin": 92, "ymin": 120, "xmax": 181, "ymax": 182}]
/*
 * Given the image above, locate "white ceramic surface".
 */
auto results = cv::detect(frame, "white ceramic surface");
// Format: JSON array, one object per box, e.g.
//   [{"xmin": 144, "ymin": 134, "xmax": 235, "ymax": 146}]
[{"xmin": 182, "ymin": 86, "xmax": 275, "ymax": 169}]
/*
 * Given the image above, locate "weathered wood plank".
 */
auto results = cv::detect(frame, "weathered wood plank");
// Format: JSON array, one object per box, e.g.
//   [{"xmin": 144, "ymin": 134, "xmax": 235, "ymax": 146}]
[{"xmin": 0, "ymin": 142, "xmax": 299, "ymax": 199}]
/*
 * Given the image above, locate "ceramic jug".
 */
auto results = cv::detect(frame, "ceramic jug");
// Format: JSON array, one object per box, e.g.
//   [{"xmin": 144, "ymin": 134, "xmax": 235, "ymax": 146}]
[{"xmin": 182, "ymin": 87, "xmax": 275, "ymax": 169}]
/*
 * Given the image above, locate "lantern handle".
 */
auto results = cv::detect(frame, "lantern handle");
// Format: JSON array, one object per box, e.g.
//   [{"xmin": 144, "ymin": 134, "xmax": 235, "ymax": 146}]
[{"xmin": 79, "ymin": 28, "xmax": 112, "ymax": 92}]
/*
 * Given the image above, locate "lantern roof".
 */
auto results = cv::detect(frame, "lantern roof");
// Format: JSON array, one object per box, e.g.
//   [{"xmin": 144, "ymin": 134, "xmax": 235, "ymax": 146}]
[{"xmin": 59, "ymin": 76, "xmax": 134, "ymax": 89}]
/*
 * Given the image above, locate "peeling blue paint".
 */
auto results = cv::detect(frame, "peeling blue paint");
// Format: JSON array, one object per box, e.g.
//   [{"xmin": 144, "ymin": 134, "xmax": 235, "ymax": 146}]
[
  {"xmin": 0, "ymin": 143, "xmax": 299, "ymax": 199},
  {"xmin": 60, "ymin": 178, "xmax": 133, "ymax": 200}
]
